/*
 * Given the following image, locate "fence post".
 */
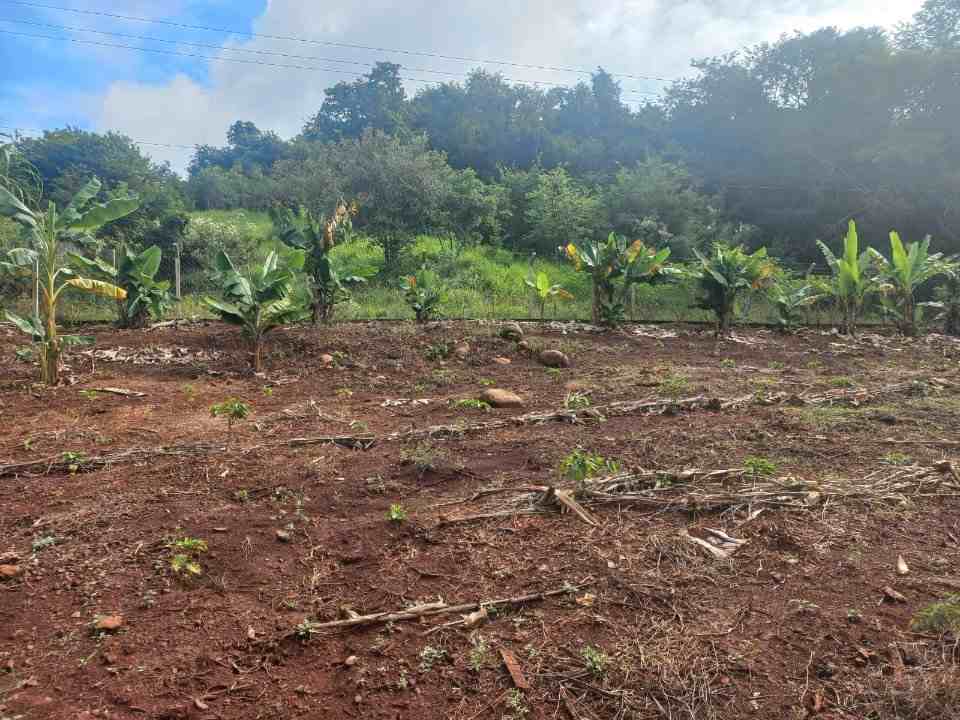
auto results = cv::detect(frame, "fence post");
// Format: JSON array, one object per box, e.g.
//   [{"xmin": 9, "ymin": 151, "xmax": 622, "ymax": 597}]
[
  {"xmin": 174, "ymin": 242, "xmax": 182, "ymax": 300},
  {"xmin": 33, "ymin": 258, "xmax": 39, "ymax": 319}
]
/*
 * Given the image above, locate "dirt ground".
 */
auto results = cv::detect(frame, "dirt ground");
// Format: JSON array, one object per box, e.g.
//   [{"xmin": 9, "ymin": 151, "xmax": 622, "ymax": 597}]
[{"xmin": 1, "ymin": 319, "xmax": 960, "ymax": 720}]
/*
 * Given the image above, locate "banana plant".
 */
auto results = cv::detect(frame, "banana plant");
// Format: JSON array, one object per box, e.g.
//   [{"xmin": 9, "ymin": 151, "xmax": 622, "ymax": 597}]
[
  {"xmin": 868, "ymin": 231, "xmax": 952, "ymax": 336},
  {"xmin": 525, "ymin": 270, "xmax": 573, "ymax": 321},
  {"xmin": 0, "ymin": 177, "xmax": 139, "ymax": 384},
  {"xmin": 816, "ymin": 220, "xmax": 879, "ymax": 335},
  {"xmin": 566, "ymin": 232, "xmax": 672, "ymax": 327},
  {"xmin": 768, "ymin": 274, "xmax": 823, "ymax": 331},
  {"xmin": 203, "ymin": 248, "xmax": 309, "ymax": 372},
  {"xmin": 401, "ymin": 274, "xmax": 442, "ymax": 323},
  {"xmin": 69, "ymin": 244, "xmax": 171, "ymax": 329},
  {"xmin": 270, "ymin": 200, "xmax": 360, "ymax": 324},
  {"xmin": 927, "ymin": 260, "xmax": 960, "ymax": 337},
  {"xmin": 693, "ymin": 243, "xmax": 777, "ymax": 335}
]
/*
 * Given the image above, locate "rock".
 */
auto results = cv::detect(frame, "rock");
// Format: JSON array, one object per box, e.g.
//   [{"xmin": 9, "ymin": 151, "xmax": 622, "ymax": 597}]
[
  {"xmin": 481, "ymin": 389, "xmax": 525, "ymax": 408},
  {"xmin": 453, "ymin": 343, "xmax": 470, "ymax": 360},
  {"xmin": 538, "ymin": 349, "xmax": 571, "ymax": 368},
  {"xmin": 320, "ymin": 354, "xmax": 335, "ymax": 366},
  {"xmin": 275, "ymin": 530, "xmax": 292, "ymax": 543},
  {"xmin": 882, "ymin": 586, "xmax": 907, "ymax": 603},
  {"xmin": 499, "ymin": 322, "xmax": 523, "ymax": 341},
  {"xmin": 94, "ymin": 615, "xmax": 124, "ymax": 632},
  {"xmin": 0, "ymin": 564, "xmax": 22, "ymax": 580},
  {"xmin": 564, "ymin": 381, "xmax": 592, "ymax": 393},
  {"xmin": 344, "ymin": 655, "xmax": 359, "ymax": 666},
  {"xmin": 385, "ymin": 348, "xmax": 402, "ymax": 360},
  {"xmin": 493, "ymin": 357, "xmax": 512, "ymax": 365}
]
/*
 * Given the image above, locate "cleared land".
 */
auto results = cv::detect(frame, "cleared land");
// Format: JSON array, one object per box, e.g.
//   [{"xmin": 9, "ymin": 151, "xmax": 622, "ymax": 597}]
[{"xmin": 1, "ymin": 320, "xmax": 959, "ymax": 720}]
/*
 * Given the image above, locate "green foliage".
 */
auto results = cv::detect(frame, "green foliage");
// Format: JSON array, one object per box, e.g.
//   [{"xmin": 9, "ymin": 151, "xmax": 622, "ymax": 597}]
[
  {"xmin": 564, "ymin": 391, "xmax": 591, "ymax": 410},
  {"xmin": 881, "ymin": 451, "xmax": 913, "ymax": 466},
  {"xmin": 525, "ymin": 270, "xmax": 573, "ymax": 321},
  {"xmin": 210, "ymin": 398, "xmax": 251, "ymax": 436},
  {"xmin": 911, "ymin": 595, "xmax": 960, "ymax": 634},
  {"xmin": 870, "ymin": 231, "xmax": 954, "ymax": 336},
  {"xmin": 658, "ymin": 372, "xmax": 690, "ymax": 399},
  {"xmin": 694, "ymin": 243, "xmax": 777, "ymax": 335},
  {"xmin": 816, "ymin": 221, "xmax": 880, "ymax": 335},
  {"xmin": 401, "ymin": 275, "xmax": 442, "ymax": 322},
  {"xmin": 567, "ymin": 232, "xmax": 673, "ymax": 326},
  {"xmin": 769, "ymin": 275, "xmax": 823, "ymax": 331},
  {"xmin": 204, "ymin": 248, "xmax": 309, "ymax": 371},
  {"xmin": 387, "ymin": 503, "xmax": 408, "ymax": 523},
  {"xmin": 558, "ymin": 449, "xmax": 620, "ymax": 484},
  {"xmin": 449, "ymin": 398, "xmax": 492, "ymax": 412},
  {"xmin": 271, "ymin": 200, "xmax": 363, "ymax": 323},
  {"xmin": 418, "ymin": 645, "xmax": 448, "ymax": 672},
  {"xmin": 70, "ymin": 244, "xmax": 171, "ymax": 328},
  {"xmin": 0, "ymin": 175, "xmax": 139, "ymax": 384},
  {"xmin": 743, "ymin": 456, "xmax": 778, "ymax": 476},
  {"xmin": 424, "ymin": 341, "xmax": 452, "ymax": 361},
  {"xmin": 168, "ymin": 536, "xmax": 208, "ymax": 578},
  {"xmin": 524, "ymin": 168, "xmax": 602, "ymax": 256},
  {"xmin": 581, "ymin": 646, "xmax": 609, "ymax": 676}
]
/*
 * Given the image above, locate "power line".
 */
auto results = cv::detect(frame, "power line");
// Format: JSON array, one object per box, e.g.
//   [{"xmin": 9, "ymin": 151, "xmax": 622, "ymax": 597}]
[
  {"xmin": 0, "ymin": 123, "xmax": 197, "ymax": 150},
  {"xmin": 2, "ymin": 29, "xmax": 663, "ymax": 97},
  {"xmin": 3, "ymin": 0, "xmax": 674, "ymax": 83},
  {"xmin": 0, "ymin": 17, "xmax": 662, "ymax": 96}
]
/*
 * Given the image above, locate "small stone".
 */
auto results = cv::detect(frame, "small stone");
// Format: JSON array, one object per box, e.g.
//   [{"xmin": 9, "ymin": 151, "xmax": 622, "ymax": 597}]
[
  {"xmin": 320, "ymin": 354, "xmax": 335, "ymax": 366},
  {"xmin": 493, "ymin": 357, "xmax": 512, "ymax": 365},
  {"xmin": 95, "ymin": 615, "xmax": 124, "ymax": 632},
  {"xmin": 385, "ymin": 348, "xmax": 402, "ymax": 360},
  {"xmin": 354, "ymin": 694, "xmax": 363, "ymax": 704},
  {"xmin": 517, "ymin": 340, "xmax": 531, "ymax": 353},
  {"xmin": 275, "ymin": 530, "xmax": 292, "ymax": 543},
  {"xmin": 499, "ymin": 322, "xmax": 523, "ymax": 341},
  {"xmin": 481, "ymin": 389, "xmax": 525, "ymax": 408},
  {"xmin": 344, "ymin": 655, "xmax": 358, "ymax": 666},
  {"xmin": 0, "ymin": 564, "xmax": 23, "ymax": 580},
  {"xmin": 538, "ymin": 349, "xmax": 571, "ymax": 368},
  {"xmin": 882, "ymin": 586, "xmax": 907, "ymax": 603},
  {"xmin": 453, "ymin": 343, "xmax": 470, "ymax": 360}
]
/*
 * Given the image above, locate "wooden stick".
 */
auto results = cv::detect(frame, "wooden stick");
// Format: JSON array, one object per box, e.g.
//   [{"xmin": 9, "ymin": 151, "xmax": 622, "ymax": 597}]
[{"xmin": 296, "ymin": 585, "xmax": 585, "ymax": 634}]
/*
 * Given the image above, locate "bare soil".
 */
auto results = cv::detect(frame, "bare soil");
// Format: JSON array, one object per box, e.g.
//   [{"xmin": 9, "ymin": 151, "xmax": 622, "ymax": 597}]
[{"xmin": 2, "ymin": 320, "xmax": 960, "ymax": 720}]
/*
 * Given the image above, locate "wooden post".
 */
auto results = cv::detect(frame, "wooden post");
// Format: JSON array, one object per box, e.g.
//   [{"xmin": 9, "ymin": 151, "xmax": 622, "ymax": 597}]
[
  {"xmin": 33, "ymin": 258, "xmax": 39, "ymax": 320},
  {"xmin": 174, "ymin": 242, "xmax": 182, "ymax": 300}
]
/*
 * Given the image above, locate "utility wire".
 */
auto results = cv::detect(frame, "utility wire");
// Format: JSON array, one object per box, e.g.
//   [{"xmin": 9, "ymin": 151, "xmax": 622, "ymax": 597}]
[
  {"xmin": 3, "ymin": 0, "xmax": 675, "ymax": 83},
  {"xmin": 0, "ymin": 123, "xmax": 197, "ymax": 150},
  {"xmin": 0, "ymin": 17, "xmax": 662, "ymax": 96}
]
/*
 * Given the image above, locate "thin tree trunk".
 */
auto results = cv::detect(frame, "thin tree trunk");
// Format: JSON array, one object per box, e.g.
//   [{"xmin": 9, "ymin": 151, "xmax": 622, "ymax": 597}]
[{"xmin": 253, "ymin": 337, "xmax": 264, "ymax": 373}]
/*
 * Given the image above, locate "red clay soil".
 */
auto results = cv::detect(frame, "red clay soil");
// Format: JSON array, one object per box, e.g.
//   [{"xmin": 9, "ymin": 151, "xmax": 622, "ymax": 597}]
[{"xmin": 1, "ymin": 319, "xmax": 959, "ymax": 720}]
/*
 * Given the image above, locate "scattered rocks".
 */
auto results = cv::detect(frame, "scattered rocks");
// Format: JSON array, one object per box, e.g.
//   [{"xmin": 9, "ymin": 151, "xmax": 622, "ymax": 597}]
[
  {"xmin": 94, "ymin": 615, "xmax": 124, "ymax": 632},
  {"xmin": 538, "ymin": 349, "xmax": 571, "ymax": 368},
  {"xmin": 0, "ymin": 564, "xmax": 23, "ymax": 580},
  {"xmin": 481, "ymin": 389, "xmax": 525, "ymax": 408},
  {"xmin": 493, "ymin": 357, "xmax": 512, "ymax": 365},
  {"xmin": 275, "ymin": 530, "xmax": 292, "ymax": 543},
  {"xmin": 499, "ymin": 322, "xmax": 523, "ymax": 341}
]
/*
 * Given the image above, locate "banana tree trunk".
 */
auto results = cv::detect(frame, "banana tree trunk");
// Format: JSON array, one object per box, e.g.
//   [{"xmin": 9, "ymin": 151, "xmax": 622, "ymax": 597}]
[
  {"xmin": 591, "ymin": 280, "xmax": 602, "ymax": 326},
  {"xmin": 252, "ymin": 335, "xmax": 264, "ymax": 373}
]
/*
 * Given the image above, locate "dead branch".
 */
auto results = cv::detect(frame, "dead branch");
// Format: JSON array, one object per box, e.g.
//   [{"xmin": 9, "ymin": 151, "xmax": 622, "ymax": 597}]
[{"xmin": 287, "ymin": 584, "xmax": 586, "ymax": 635}]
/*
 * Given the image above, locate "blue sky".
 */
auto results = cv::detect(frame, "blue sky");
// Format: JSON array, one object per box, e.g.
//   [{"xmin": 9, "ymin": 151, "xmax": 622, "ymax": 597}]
[
  {"xmin": 1, "ymin": 0, "xmax": 264, "ymax": 134},
  {"xmin": 1, "ymin": 0, "xmax": 925, "ymax": 173}
]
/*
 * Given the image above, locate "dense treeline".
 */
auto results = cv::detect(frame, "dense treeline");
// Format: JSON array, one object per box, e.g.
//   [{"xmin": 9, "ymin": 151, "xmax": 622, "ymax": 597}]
[{"xmin": 4, "ymin": 0, "xmax": 960, "ymax": 271}]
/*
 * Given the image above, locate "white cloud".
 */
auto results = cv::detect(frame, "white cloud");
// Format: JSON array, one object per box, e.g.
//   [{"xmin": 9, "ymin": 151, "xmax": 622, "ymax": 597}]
[{"xmin": 89, "ymin": 0, "xmax": 927, "ymax": 172}]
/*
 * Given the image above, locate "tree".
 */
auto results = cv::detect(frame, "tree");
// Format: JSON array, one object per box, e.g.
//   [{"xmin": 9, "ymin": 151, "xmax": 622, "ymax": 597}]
[
  {"xmin": 524, "ymin": 168, "xmax": 602, "ymax": 256},
  {"xmin": 896, "ymin": 0, "xmax": 960, "ymax": 49},
  {"xmin": 204, "ymin": 248, "xmax": 310, "ymax": 373},
  {"xmin": 270, "ymin": 200, "xmax": 361, "ymax": 323},
  {"xmin": 303, "ymin": 63, "xmax": 408, "ymax": 142},
  {"xmin": 693, "ymin": 244, "xmax": 777, "ymax": 335},
  {"xmin": 0, "ymin": 177, "xmax": 139, "ymax": 384},
  {"xmin": 189, "ymin": 120, "xmax": 289, "ymax": 177},
  {"xmin": 567, "ymin": 232, "xmax": 673, "ymax": 327},
  {"xmin": 816, "ymin": 220, "xmax": 879, "ymax": 335},
  {"xmin": 869, "ymin": 231, "xmax": 952, "ymax": 335}
]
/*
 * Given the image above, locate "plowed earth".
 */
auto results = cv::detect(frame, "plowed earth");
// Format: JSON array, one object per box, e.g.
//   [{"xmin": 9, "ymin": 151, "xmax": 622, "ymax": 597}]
[{"xmin": 1, "ymin": 320, "xmax": 960, "ymax": 720}]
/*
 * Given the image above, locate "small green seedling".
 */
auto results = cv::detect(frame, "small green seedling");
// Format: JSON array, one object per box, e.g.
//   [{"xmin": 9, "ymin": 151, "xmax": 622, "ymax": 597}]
[
  {"xmin": 62, "ymin": 450, "xmax": 87, "ymax": 474},
  {"xmin": 882, "ymin": 451, "xmax": 913, "ymax": 466},
  {"xmin": 911, "ymin": 595, "xmax": 960, "ymax": 634},
  {"xmin": 743, "ymin": 456, "xmax": 778, "ymax": 476},
  {"xmin": 210, "ymin": 398, "xmax": 251, "ymax": 438},
  {"xmin": 387, "ymin": 503, "xmax": 408, "ymax": 523},
  {"xmin": 581, "ymin": 646, "xmax": 609, "ymax": 676},
  {"xmin": 424, "ymin": 342, "xmax": 452, "ymax": 361},
  {"xmin": 658, "ymin": 372, "xmax": 690, "ymax": 399},
  {"xmin": 544, "ymin": 367, "xmax": 563, "ymax": 382},
  {"xmin": 505, "ymin": 688, "xmax": 529, "ymax": 718},
  {"xmin": 564, "ymin": 391, "xmax": 591, "ymax": 410},
  {"xmin": 468, "ymin": 633, "xmax": 491, "ymax": 672},
  {"xmin": 829, "ymin": 376, "xmax": 855, "ymax": 389},
  {"xmin": 450, "ymin": 398, "xmax": 492, "ymax": 412},
  {"xmin": 478, "ymin": 378, "xmax": 496, "ymax": 387},
  {"xmin": 335, "ymin": 387, "xmax": 354, "ymax": 398},
  {"xmin": 418, "ymin": 645, "xmax": 448, "ymax": 672},
  {"xmin": 720, "ymin": 358, "xmax": 736, "ymax": 370},
  {"xmin": 262, "ymin": 385, "xmax": 274, "ymax": 397},
  {"xmin": 168, "ymin": 536, "xmax": 208, "ymax": 578},
  {"xmin": 295, "ymin": 618, "xmax": 320, "ymax": 640},
  {"xmin": 558, "ymin": 449, "xmax": 619, "ymax": 484},
  {"xmin": 78, "ymin": 389, "xmax": 100, "ymax": 401}
]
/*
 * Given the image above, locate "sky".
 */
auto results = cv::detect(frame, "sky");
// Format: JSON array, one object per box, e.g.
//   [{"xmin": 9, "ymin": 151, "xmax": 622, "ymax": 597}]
[{"xmin": 1, "ymin": 0, "xmax": 927, "ymax": 173}]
